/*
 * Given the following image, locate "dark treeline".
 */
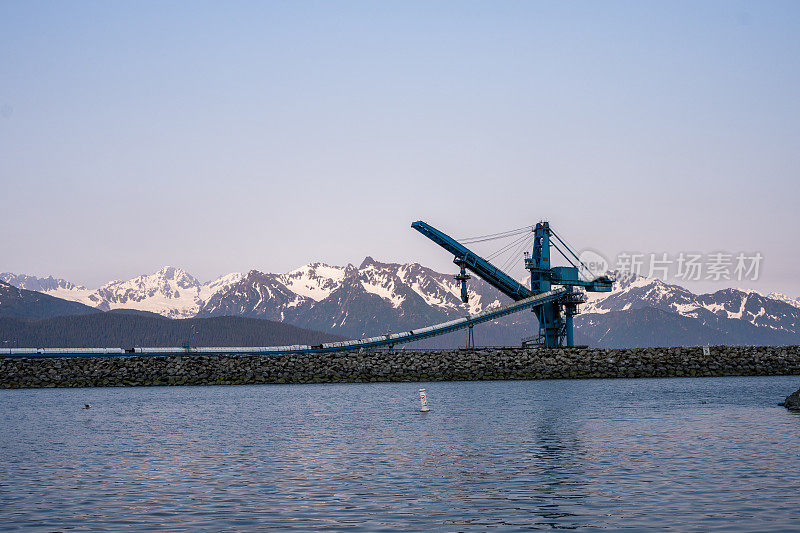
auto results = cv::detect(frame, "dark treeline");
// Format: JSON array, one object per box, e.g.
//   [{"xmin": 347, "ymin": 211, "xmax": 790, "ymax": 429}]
[{"xmin": 0, "ymin": 313, "xmax": 344, "ymax": 348}]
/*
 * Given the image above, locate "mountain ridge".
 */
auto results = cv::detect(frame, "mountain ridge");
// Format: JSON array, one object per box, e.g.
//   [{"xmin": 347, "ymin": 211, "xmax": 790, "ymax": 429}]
[{"xmin": 4, "ymin": 262, "xmax": 800, "ymax": 348}]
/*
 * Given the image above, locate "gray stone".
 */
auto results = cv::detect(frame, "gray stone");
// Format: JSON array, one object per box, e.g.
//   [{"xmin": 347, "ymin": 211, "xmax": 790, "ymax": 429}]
[{"xmin": 779, "ymin": 388, "xmax": 800, "ymax": 410}]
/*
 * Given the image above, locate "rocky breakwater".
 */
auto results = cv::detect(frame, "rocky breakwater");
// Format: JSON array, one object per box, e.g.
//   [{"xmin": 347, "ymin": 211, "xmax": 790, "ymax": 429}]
[{"xmin": 1, "ymin": 345, "xmax": 799, "ymax": 389}]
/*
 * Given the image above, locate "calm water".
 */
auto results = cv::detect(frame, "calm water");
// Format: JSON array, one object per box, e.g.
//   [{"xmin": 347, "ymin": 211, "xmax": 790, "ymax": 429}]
[{"xmin": 1, "ymin": 376, "xmax": 799, "ymax": 531}]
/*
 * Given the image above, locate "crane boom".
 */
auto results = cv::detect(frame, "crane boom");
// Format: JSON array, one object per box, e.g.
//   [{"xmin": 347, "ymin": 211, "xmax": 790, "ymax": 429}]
[{"xmin": 411, "ymin": 221, "xmax": 533, "ymax": 301}]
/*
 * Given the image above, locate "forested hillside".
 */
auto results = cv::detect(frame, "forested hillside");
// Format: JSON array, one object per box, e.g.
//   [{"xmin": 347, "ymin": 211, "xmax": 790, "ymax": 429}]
[{"xmin": 0, "ymin": 314, "xmax": 344, "ymax": 348}]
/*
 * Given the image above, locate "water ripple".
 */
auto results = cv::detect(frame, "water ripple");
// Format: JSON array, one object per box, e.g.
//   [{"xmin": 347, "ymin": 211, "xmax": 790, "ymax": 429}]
[{"xmin": 1, "ymin": 376, "xmax": 799, "ymax": 531}]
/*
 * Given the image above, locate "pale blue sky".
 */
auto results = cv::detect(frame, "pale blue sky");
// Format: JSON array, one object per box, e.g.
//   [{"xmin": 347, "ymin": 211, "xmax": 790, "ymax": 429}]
[{"xmin": 1, "ymin": 1, "xmax": 799, "ymax": 294}]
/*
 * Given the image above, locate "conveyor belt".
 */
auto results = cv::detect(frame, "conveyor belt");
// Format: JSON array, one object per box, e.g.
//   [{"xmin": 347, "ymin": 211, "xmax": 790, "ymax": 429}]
[{"xmin": 2, "ymin": 289, "xmax": 566, "ymax": 358}]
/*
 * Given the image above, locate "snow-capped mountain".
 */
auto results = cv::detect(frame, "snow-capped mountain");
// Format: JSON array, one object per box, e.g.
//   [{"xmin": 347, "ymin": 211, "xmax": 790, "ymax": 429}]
[
  {"xmin": 4, "ymin": 262, "xmax": 800, "ymax": 347},
  {"xmin": 573, "ymin": 270, "xmax": 800, "ymax": 347},
  {"xmin": 198, "ymin": 270, "xmax": 315, "ymax": 322},
  {"xmin": 199, "ymin": 260, "xmax": 800, "ymax": 346},
  {"xmin": 0, "ymin": 273, "xmax": 84, "ymax": 293},
  {"xmin": 196, "ymin": 257, "xmax": 508, "ymax": 339},
  {"xmin": 1, "ymin": 267, "xmax": 243, "ymax": 319},
  {"xmin": 580, "ymin": 270, "xmax": 800, "ymax": 335},
  {"xmin": 0, "ymin": 273, "xmax": 91, "ymax": 303},
  {"xmin": 89, "ymin": 266, "xmax": 242, "ymax": 319}
]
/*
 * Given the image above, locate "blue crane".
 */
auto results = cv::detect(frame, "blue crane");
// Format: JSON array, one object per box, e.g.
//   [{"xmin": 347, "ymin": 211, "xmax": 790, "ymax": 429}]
[{"xmin": 412, "ymin": 221, "xmax": 613, "ymax": 348}]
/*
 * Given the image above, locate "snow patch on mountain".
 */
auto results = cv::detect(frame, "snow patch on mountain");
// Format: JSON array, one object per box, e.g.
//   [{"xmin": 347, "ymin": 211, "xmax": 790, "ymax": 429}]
[
  {"xmin": 768, "ymin": 292, "xmax": 800, "ymax": 309},
  {"xmin": 395, "ymin": 263, "xmax": 496, "ymax": 315},
  {"xmin": 355, "ymin": 259, "xmax": 405, "ymax": 308},
  {"xmin": 280, "ymin": 263, "xmax": 349, "ymax": 301},
  {"xmin": 581, "ymin": 270, "xmax": 670, "ymax": 314},
  {"xmin": 198, "ymin": 272, "xmax": 245, "ymax": 302}
]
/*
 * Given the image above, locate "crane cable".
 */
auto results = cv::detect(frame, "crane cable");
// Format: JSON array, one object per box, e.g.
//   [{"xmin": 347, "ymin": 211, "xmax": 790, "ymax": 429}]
[
  {"xmin": 485, "ymin": 232, "xmax": 531, "ymax": 261},
  {"xmin": 500, "ymin": 233, "xmax": 534, "ymax": 273},
  {"xmin": 549, "ymin": 229, "xmax": 596, "ymax": 280},
  {"xmin": 457, "ymin": 224, "xmax": 535, "ymax": 275},
  {"xmin": 458, "ymin": 225, "xmax": 534, "ymax": 244},
  {"xmin": 456, "ymin": 223, "xmax": 600, "ymax": 282}
]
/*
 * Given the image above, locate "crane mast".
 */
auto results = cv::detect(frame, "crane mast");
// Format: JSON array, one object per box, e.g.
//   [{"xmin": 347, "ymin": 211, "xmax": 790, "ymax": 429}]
[{"xmin": 412, "ymin": 220, "xmax": 612, "ymax": 348}]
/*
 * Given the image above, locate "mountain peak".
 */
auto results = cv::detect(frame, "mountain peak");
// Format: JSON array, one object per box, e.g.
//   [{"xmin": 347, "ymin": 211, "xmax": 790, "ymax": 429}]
[
  {"xmin": 767, "ymin": 292, "xmax": 800, "ymax": 309},
  {"xmin": 157, "ymin": 265, "xmax": 180, "ymax": 277},
  {"xmin": 0, "ymin": 272, "xmax": 87, "ymax": 292},
  {"xmin": 244, "ymin": 269, "xmax": 266, "ymax": 280},
  {"xmin": 153, "ymin": 265, "xmax": 198, "ymax": 285},
  {"xmin": 359, "ymin": 256, "xmax": 378, "ymax": 269}
]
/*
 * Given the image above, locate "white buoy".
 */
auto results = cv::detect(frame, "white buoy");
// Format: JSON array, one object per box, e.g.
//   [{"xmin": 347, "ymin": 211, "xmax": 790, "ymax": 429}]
[{"xmin": 419, "ymin": 388, "xmax": 429, "ymax": 412}]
